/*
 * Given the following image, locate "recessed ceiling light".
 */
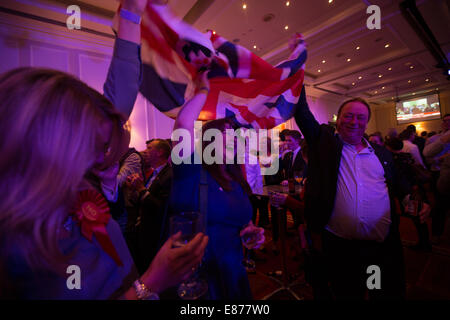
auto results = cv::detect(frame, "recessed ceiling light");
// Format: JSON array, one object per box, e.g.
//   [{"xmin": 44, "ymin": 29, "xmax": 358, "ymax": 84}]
[
  {"xmin": 358, "ymin": 76, "xmax": 362, "ymax": 79},
  {"xmin": 322, "ymin": 60, "xmax": 326, "ymax": 64},
  {"xmin": 388, "ymin": 67, "xmax": 392, "ymax": 71},
  {"xmin": 408, "ymin": 80, "xmax": 411, "ymax": 83},
  {"xmin": 347, "ymin": 58, "xmax": 351, "ymax": 62},
  {"xmin": 375, "ymin": 91, "xmax": 378, "ymax": 94},
  {"xmin": 382, "ymin": 86, "xmax": 385, "ymax": 89},
  {"xmin": 352, "ymin": 82, "xmax": 355, "ymax": 86},
  {"xmin": 356, "ymin": 46, "xmax": 360, "ymax": 50},
  {"xmin": 286, "ymin": 1, "xmax": 290, "ymax": 7},
  {"xmin": 378, "ymin": 74, "xmax": 383, "ymax": 78},
  {"xmin": 317, "ymin": 69, "xmax": 321, "ymax": 73},
  {"xmin": 425, "ymin": 78, "xmax": 430, "ymax": 82},
  {"xmin": 243, "ymin": 3, "xmax": 247, "ymax": 9},
  {"xmin": 284, "ymin": 25, "xmax": 289, "ymax": 30},
  {"xmin": 410, "ymin": 65, "xmax": 414, "ymax": 69},
  {"xmin": 384, "ymin": 43, "xmax": 390, "ymax": 48},
  {"xmin": 253, "ymin": 45, "xmax": 257, "ymax": 49},
  {"xmin": 329, "ymin": 0, "xmax": 333, "ymax": 3}
]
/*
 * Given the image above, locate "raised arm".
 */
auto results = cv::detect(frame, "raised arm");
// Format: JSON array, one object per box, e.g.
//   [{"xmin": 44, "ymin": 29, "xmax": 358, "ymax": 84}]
[
  {"xmin": 172, "ymin": 72, "xmax": 210, "ymax": 153},
  {"xmin": 423, "ymin": 132, "xmax": 450, "ymax": 158},
  {"xmin": 103, "ymin": 0, "xmax": 146, "ymax": 119},
  {"xmin": 293, "ymin": 85, "xmax": 321, "ymax": 146}
]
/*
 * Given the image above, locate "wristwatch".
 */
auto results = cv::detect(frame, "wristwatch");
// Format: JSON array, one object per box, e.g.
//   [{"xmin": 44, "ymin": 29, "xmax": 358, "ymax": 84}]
[
  {"xmin": 120, "ymin": 8, "xmax": 141, "ymax": 25},
  {"xmin": 133, "ymin": 279, "xmax": 159, "ymax": 300}
]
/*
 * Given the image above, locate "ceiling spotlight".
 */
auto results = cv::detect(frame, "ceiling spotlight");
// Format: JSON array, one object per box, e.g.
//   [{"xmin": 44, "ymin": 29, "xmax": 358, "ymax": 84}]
[
  {"xmin": 378, "ymin": 74, "xmax": 383, "ymax": 78},
  {"xmin": 286, "ymin": 1, "xmax": 290, "ymax": 6},
  {"xmin": 322, "ymin": 60, "xmax": 326, "ymax": 63},
  {"xmin": 382, "ymin": 86, "xmax": 385, "ymax": 89},
  {"xmin": 329, "ymin": 0, "xmax": 333, "ymax": 3},
  {"xmin": 374, "ymin": 91, "xmax": 378, "ymax": 94},
  {"xmin": 358, "ymin": 76, "xmax": 362, "ymax": 79},
  {"xmin": 408, "ymin": 80, "xmax": 411, "ymax": 83},
  {"xmin": 352, "ymin": 82, "xmax": 355, "ymax": 86},
  {"xmin": 356, "ymin": 46, "xmax": 360, "ymax": 50},
  {"xmin": 243, "ymin": 3, "xmax": 247, "ymax": 9},
  {"xmin": 410, "ymin": 65, "xmax": 414, "ymax": 69},
  {"xmin": 425, "ymin": 78, "xmax": 430, "ymax": 82},
  {"xmin": 318, "ymin": 69, "xmax": 321, "ymax": 73},
  {"xmin": 384, "ymin": 43, "xmax": 390, "ymax": 48},
  {"xmin": 347, "ymin": 58, "xmax": 351, "ymax": 62},
  {"xmin": 388, "ymin": 67, "xmax": 392, "ymax": 71},
  {"xmin": 253, "ymin": 45, "xmax": 257, "ymax": 49},
  {"xmin": 284, "ymin": 25, "xmax": 289, "ymax": 30}
]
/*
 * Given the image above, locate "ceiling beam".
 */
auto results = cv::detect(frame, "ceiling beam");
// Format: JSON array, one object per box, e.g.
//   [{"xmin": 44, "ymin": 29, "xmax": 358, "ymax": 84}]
[{"xmin": 183, "ymin": 0, "xmax": 215, "ymax": 24}]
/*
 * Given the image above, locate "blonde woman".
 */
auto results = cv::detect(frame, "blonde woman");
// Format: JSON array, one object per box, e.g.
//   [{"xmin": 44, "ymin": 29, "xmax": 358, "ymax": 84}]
[{"xmin": 0, "ymin": 0, "xmax": 208, "ymax": 299}]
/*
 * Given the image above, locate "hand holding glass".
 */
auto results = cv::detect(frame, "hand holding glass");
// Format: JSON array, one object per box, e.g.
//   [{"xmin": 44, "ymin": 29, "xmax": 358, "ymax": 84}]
[{"xmin": 169, "ymin": 212, "xmax": 208, "ymax": 299}]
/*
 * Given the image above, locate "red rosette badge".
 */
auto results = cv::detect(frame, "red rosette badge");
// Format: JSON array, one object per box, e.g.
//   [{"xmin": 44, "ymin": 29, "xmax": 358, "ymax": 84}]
[{"xmin": 72, "ymin": 189, "xmax": 123, "ymax": 266}]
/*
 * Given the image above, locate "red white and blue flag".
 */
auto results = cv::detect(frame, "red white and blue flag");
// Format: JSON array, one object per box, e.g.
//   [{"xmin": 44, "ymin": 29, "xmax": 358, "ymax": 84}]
[{"xmin": 138, "ymin": 4, "xmax": 307, "ymax": 129}]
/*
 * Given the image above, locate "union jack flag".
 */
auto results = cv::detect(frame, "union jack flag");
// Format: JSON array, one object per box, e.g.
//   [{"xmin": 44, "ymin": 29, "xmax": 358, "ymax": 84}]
[{"xmin": 139, "ymin": 4, "xmax": 307, "ymax": 130}]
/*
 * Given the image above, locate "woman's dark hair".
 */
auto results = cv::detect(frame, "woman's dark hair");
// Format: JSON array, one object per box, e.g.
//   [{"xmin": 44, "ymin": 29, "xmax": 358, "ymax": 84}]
[{"xmin": 201, "ymin": 119, "xmax": 252, "ymax": 195}]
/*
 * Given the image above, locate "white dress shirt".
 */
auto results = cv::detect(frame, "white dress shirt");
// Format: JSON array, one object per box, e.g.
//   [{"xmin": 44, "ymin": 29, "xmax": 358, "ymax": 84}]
[
  {"xmin": 325, "ymin": 139, "xmax": 391, "ymax": 242},
  {"xmin": 401, "ymin": 139, "xmax": 425, "ymax": 168}
]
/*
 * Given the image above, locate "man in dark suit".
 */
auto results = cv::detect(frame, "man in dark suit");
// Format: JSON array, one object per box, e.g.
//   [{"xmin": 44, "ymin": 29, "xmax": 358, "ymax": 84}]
[
  {"xmin": 126, "ymin": 139, "xmax": 173, "ymax": 274},
  {"xmin": 293, "ymin": 86, "xmax": 431, "ymax": 300},
  {"xmin": 281, "ymin": 130, "xmax": 307, "ymax": 181}
]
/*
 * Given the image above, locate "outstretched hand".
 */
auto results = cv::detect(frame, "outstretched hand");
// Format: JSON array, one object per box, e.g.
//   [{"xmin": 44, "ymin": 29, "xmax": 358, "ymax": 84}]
[
  {"xmin": 195, "ymin": 70, "xmax": 210, "ymax": 93},
  {"xmin": 141, "ymin": 232, "xmax": 209, "ymax": 293},
  {"xmin": 240, "ymin": 221, "xmax": 265, "ymax": 250},
  {"xmin": 288, "ymin": 32, "xmax": 302, "ymax": 52}
]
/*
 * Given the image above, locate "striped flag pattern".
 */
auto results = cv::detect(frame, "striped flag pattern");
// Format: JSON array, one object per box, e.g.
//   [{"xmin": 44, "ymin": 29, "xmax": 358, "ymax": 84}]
[{"xmin": 139, "ymin": 4, "xmax": 307, "ymax": 129}]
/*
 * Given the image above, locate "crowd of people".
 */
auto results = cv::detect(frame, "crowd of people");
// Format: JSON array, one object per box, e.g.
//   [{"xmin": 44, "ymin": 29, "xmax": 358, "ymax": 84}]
[{"xmin": 1, "ymin": 0, "xmax": 449, "ymax": 300}]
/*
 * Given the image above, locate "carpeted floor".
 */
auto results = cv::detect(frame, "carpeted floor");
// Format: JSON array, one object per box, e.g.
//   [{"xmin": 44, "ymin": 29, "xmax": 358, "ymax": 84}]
[{"xmin": 247, "ymin": 212, "xmax": 450, "ymax": 300}]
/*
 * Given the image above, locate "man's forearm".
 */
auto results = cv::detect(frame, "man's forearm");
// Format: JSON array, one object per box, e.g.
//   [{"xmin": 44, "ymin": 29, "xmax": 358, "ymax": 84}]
[
  {"xmin": 103, "ymin": 3, "xmax": 144, "ymax": 119},
  {"xmin": 293, "ymin": 86, "xmax": 320, "ymax": 145}
]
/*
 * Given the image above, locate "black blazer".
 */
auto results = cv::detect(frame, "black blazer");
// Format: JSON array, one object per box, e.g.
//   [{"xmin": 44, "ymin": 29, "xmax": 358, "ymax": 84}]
[
  {"xmin": 137, "ymin": 164, "xmax": 173, "ymax": 272},
  {"xmin": 293, "ymin": 86, "xmax": 410, "ymax": 234},
  {"xmin": 283, "ymin": 150, "xmax": 306, "ymax": 178},
  {"xmin": 264, "ymin": 153, "xmax": 290, "ymax": 185}
]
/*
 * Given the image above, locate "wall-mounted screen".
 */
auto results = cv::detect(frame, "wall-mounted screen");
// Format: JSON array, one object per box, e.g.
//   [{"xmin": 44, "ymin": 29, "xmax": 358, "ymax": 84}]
[{"xmin": 395, "ymin": 94, "xmax": 441, "ymax": 124}]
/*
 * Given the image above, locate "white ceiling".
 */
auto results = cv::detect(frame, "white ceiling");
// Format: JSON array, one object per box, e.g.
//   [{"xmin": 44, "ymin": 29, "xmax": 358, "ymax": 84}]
[{"xmin": 52, "ymin": 0, "xmax": 450, "ymax": 104}]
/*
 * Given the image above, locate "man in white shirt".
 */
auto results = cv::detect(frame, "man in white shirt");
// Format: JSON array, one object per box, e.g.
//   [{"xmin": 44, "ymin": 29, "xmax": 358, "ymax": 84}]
[
  {"xmin": 293, "ymin": 89, "xmax": 431, "ymax": 299},
  {"xmin": 399, "ymin": 129, "xmax": 426, "ymax": 168}
]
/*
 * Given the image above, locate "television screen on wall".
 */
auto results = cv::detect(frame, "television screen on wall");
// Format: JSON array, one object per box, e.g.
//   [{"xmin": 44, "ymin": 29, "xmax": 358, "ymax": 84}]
[{"xmin": 395, "ymin": 94, "xmax": 441, "ymax": 124}]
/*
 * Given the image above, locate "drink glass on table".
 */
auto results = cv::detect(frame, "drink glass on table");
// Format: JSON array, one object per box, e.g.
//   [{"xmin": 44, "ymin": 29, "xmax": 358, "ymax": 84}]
[
  {"xmin": 169, "ymin": 211, "xmax": 208, "ymax": 299},
  {"xmin": 294, "ymin": 171, "xmax": 303, "ymax": 185}
]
